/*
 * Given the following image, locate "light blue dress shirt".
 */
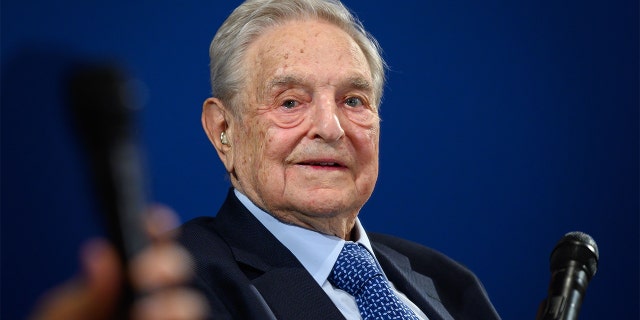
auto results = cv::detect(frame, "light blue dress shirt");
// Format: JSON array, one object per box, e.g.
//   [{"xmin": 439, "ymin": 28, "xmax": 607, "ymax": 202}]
[{"xmin": 234, "ymin": 189, "xmax": 428, "ymax": 320}]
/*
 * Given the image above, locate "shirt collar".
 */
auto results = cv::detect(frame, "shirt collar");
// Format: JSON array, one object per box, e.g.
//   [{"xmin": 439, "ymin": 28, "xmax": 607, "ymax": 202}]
[{"xmin": 233, "ymin": 189, "xmax": 376, "ymax": 286}]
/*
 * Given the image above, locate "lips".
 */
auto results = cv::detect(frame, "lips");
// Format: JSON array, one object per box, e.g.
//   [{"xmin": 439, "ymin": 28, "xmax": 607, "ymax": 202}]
[{"xmin": 297, "ymin": 160, "xmax": 346, "ymax": 168}]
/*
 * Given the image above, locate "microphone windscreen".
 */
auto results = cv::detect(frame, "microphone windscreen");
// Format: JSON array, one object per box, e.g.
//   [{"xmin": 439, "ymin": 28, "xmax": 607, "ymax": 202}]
[{"xmin": 550, "ymin": 231, "xmax": 599, "ymax": 279}]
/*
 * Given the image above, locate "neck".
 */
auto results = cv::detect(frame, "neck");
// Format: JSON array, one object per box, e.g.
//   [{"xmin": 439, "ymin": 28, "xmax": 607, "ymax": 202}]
[
  {"xmin": 232, "ymin": 186, "xmax": 362, "ymax": 240},
  {"xmin": 269, "ymin": 210, "xmax": 358, "ymax": 240}
]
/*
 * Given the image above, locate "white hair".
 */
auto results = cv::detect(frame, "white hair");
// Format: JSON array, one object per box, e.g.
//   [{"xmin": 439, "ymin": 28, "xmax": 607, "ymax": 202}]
[{"xmin": 209, "ymin": 0, "xmax": 386, "ymax": 115}]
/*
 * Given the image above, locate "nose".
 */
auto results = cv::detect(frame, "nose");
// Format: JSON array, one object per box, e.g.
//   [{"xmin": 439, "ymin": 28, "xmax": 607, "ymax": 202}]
[{"xmin": 308, "ymin": 95, "xmax": 345, "ymax": 142}]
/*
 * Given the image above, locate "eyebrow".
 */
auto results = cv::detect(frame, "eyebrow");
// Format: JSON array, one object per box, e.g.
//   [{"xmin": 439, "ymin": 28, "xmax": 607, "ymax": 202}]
[
  {"xmin": 267, "ymin": 75, "xmax": 307, "ymax": 91},
  {"xmin": 346, "ymin": 76, "xmax": 373, "ymax": 93},
  {"xmin": 266, "ymin": 74, "xmax": 373, "ymax": 93}
]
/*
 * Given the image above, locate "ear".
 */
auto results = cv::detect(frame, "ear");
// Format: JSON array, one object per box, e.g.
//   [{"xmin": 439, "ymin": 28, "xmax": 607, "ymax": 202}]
[{"xmin": 202, "ymin": 97, "xmax": 234, "ymax": 173}]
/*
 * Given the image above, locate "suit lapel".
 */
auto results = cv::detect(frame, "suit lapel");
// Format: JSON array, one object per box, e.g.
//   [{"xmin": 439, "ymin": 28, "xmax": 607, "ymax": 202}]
[
  {"xmin": 251, "ymin": 267, "xmax": 345, "ymax": 320},
  {"xmin": 373, "ymin": 242, "xmax": 455, "ymax": 320},
  {"xmin": 214, "ymin": 191, "xmax": 346, "ymax": 320}
]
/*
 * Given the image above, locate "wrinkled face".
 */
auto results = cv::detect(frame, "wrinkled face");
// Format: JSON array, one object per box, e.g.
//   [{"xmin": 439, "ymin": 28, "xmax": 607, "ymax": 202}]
[{"xmin": 231, "ymin": 19, "xmax": 380, "ymax": 227}]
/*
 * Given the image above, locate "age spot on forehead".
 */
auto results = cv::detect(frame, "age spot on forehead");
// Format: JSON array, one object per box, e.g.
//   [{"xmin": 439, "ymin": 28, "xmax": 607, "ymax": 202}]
[
  {"xmin": 274, "ymin": 67, "xmax": 287, "ymax": 76},
  {"xmin": 299, "ymin": 48, "xmax": 304, "ymax": 53}
]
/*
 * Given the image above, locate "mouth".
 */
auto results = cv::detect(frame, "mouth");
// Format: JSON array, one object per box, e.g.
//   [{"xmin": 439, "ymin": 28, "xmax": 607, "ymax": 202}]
[{"xmin": 297, "ymin": 160, "xmax": 346, "ymax": 169}]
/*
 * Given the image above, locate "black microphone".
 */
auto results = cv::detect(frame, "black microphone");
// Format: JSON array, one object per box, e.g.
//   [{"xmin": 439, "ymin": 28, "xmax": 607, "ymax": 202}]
[
  {"xmin": 536, "ymin": 231, "xmax": 599, "ymax": 320},
  {"xmin": 67, "ymin": 63, "xmax": 148, "ymax": 318}
]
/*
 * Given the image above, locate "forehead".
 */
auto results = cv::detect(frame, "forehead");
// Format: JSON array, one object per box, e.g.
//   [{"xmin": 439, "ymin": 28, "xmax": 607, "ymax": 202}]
[{"xmin": 244, "ymin": 19, "xmax": 372, "ymax": 93}]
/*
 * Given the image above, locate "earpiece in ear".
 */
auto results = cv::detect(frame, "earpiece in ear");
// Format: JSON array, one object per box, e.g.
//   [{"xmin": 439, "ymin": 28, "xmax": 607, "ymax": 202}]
[{"xmin": 220, "ymin": 131, "xmax": 230, "ymax": 146}]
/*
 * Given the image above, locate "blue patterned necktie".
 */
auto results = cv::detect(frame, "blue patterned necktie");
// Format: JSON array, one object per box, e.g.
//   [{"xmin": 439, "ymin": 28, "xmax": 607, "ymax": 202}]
[{"xmin": 329, "ymin": 242, "xmax": 420, "ymax": 320}]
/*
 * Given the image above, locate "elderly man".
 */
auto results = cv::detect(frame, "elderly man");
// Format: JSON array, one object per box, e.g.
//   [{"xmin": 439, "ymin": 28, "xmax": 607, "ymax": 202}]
[
  {"xmin": 31, "ymin": 0, "xmax": 500, "ymax": 319},
  {"xmin": 178, "ymin": 0, "xmax": 501, "ymax": 319}
]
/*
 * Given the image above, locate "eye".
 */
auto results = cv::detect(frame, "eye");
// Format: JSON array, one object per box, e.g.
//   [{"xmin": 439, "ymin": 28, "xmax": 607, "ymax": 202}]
[
  {"xmin": 344, "ymin": 96, "xmax": 364, "ymax": 108},
  {"xmin": 282, "ymin": 99, "xmax": 300, "ymax": 109}
]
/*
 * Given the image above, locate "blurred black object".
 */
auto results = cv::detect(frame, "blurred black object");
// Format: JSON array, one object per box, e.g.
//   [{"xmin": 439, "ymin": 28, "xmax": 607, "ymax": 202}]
[{"xmin": 67, "ymin": 63, "xmax": 148, "ymax": 318}]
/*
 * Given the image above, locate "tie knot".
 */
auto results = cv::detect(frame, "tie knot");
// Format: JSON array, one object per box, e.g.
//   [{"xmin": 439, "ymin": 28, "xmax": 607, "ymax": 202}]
[{"xmin": 329, "ymin": 243, "xmax": 383, "ymax": 297}]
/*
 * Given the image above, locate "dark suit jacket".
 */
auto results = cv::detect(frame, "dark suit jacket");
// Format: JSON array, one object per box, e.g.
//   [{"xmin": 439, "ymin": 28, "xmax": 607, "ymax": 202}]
[{"xmin": 178, "ymin": 190, "xmax": 501, "ymax": 319}]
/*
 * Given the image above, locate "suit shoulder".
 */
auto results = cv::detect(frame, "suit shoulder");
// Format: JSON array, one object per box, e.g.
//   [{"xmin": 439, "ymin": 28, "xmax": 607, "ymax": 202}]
[
  {"xmin": 370, "ymin": 232, "xmax": 501, "ymax": 319},
  {"xmin": 369, "ymin": 233, "xmax": 480, "ymax": 299},
  {"xmin": 176, "ymin": 216, "xmax": 234, "ymax": 263},
  {"xmin": 178, "ymin": 217, "xmax": 219, "ymax": 242},
  {"xmin": 369, "ymin": 232, "xmax": 466, "ymax": 271}
]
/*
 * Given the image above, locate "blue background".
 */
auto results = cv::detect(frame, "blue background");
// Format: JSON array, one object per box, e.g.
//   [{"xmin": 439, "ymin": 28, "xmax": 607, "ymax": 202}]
[{"xmin": 2, "ymin": 1, "xmax": 637, "ymax": 319}]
